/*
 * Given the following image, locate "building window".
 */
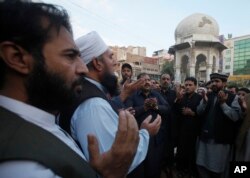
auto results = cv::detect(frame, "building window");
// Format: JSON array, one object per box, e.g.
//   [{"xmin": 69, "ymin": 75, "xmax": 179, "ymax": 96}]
[
  {"xmin": 225, "ymin": 65, "xmax": 230, "ymax": 69},
  {"xmin": 226, "ymin": 50, "xmax": 231, "ymax": 55},
  {"xmin": 225, "ymin": 57, "xmax": 231, "ymax": 62}
]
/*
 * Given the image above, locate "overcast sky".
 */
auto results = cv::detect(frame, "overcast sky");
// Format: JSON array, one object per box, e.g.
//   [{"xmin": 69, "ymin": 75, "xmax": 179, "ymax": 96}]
[{"xmin": 43, "ymin": 0, "xmax": 250, "ymax": 56}]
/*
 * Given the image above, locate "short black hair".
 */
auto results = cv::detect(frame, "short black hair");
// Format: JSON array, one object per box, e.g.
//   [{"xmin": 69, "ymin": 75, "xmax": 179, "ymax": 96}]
[
  {"xmin": 0, "ymin": 0, "xmax": 72, "ymax": 88},
  {"xmin": 137, "ymin": 73, "xmax": 148, "ymax": 80},
  {"xmin": 161, "ymin": 73, "xmax": 171, "ymax": 79},
  {"xmin": 184, "ymin": 77, "xmax": 197, "ymax": 85},
  {"xmin": 121, "ymin": 63, "xmax": 132, "ymax": 71}
]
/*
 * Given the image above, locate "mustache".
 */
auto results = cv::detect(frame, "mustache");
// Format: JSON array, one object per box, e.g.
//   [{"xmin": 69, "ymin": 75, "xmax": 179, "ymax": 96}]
[
  {"xmin": 72, "ymin": 77, "xmax": 83, "ymax": 89},
  {"xmin": 71, "ymin": 77, "xmax": 85, "ymax": 95}
]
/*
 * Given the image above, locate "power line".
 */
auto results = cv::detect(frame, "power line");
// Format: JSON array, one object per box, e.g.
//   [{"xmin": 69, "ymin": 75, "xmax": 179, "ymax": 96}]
[{"xmin": 62, "ymin": 0, "xmax": 163, "ymax": 50}]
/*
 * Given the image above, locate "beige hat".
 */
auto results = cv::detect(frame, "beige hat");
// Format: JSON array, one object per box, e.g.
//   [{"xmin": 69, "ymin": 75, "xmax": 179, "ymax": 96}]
[{"xmin": 75, "ymin": 31, "xmax": 108, "ymax": 64}]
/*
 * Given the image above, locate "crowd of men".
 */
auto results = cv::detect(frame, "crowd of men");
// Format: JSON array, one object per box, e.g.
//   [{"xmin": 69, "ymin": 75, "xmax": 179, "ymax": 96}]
[{"xmin": 0, "ymin": 1, "xmax": 249, "ymax": 178}]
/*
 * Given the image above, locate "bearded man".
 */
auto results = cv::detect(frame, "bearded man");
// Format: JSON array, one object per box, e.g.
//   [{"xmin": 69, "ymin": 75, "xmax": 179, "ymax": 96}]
[
  {"xmin": 0, "ymin": 1, "xmax": 142, "ymax": 178},
  {"xmin": 120, "ymin": 63, "xmax": 133, "ymax": 86},
  {"xmin": 125, "ymin": 73, "xmax": 170, "ymax": 178},
  {"xmin": 67, "ymin": 31, "xmax": 162, "ymax": 175},
  {"xmin": 196, "ymin": 73, "xmax": 241, "ymax": 178}
]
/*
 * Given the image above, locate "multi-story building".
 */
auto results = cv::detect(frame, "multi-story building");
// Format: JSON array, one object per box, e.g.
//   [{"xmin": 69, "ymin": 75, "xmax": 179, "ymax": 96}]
[
  {"xmin": 111, "ymin": 46, "xmax": 161, "ymax": 80},
  {"xmin": 127, "ymin": 46, "xmax": 146, "ymax": 56},
  {"xmin": 152, "ymin": 49, "xmax": 174, "ymax": 73},
  {"xmin": 223, "ymin": 34, "xmax": 250, "ymax": 75},
  {"xmin": 153, "ymin": 49, "xmax": 168, "ymax": 57},
  {"xmin": 141, "ymin": 57, "xmax": 160, "ymax": 80}
]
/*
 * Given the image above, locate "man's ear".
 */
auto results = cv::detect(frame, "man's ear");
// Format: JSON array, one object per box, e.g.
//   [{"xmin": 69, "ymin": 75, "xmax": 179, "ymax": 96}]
[
  {"xmin": 92, "ymin": 57, "xmax": 103, "ymax": 72},
  {"xmin": 0, "ymin": 41, "xmax": 34, "ymax": 74}
]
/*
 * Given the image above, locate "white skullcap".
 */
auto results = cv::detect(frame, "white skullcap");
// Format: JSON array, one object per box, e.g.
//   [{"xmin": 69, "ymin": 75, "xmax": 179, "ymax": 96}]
[{"xmin": 75, "ymin": 31, "xmax": 108, "ymax": 64}]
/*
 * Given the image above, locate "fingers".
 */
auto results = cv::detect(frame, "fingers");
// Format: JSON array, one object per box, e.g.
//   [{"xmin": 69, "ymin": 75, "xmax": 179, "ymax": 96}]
[
  {"xmin": 126, "ymin": 107, "xmax": 133, "ymax": 111},
  {"xmin": 87, "ymin": 134, "xmax": 101, "ymax": 167},
  {"xmin": 143, "ymin": 115, "xmax": 153, "ymax": 124},
  {"xmin": 218, "ymin": 91, "xmax": 228, "ymax": 102},
  {"xmin": 123, "ymin": 78, "xmax": 130, "ymax": 86},
  {"xmin": 126, "ymin": 107, "xmax": 135, "ymax": 115},
  {"xmin": 202, "ymin": 92, "xmax": 208, "ymax": 102},
  {"xmin": 126, "ymin": 107, "xmax": 131, "ymax": 110},
  {"xmin": 128, "ymin": 78, "xmax": 144, "ymax": 91},
  {"xmin": 149, "ymin": 115, "xmax": 161, "ymax": 135},
  {"xmin": 121, "ymin": 79, "xmax": 144, "ymax": 101},
  {"xmin": 140, "ymin": 115, "xmax": 161, "ymax": 136},
  {"xmin": 93, "ymin": 110, "xmax": 138, "ymax": 178},
  {"xmin": 125, "ymin": 110, "xmax": 138, "ymax": 133},
  {"xmin": 218, "ymin": 91, "xmax": 223, "ymax": 97},
  {"xmin": 114, "ymin": 110, "xmax": 128, "ymax": 144},
  {"xmin": 153, "ymin": 115, "xmax": 161, "ymax": 128},
  {"xmin": 134, "ymin": 78, "xmax": 145, "ymax": 87},
  {"xmin": 124, "ymin": 111, "xmax": 139, "ymax": 149},
  {"xmin": 115, "ymin": 110, "xmax": 139, "ymax": 145},
  {"xmin": 112, "ymin": 110, "xmax": 139, "ymax": 169}
]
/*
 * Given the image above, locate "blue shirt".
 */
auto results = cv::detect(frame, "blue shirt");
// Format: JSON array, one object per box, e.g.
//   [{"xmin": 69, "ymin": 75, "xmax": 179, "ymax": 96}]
[{"xmin": 71, "ymin": 78, "xmax": 149, "ymax": 173}]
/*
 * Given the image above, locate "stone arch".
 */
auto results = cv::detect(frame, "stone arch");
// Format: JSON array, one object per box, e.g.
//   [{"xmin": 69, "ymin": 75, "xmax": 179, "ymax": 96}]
[
  {"xmin": 195, "ymin": 54, "xmax": 207, "ymax": 82},
  {"xmin": 180, "ymin": 55, "xmax": 189, "ymax": 82}
]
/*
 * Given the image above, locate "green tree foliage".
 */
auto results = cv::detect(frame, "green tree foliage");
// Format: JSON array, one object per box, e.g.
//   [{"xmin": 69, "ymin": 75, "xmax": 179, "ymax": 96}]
[{"xmin": 161, "ymin": 60, "xmax": 174, "ymax": 79}]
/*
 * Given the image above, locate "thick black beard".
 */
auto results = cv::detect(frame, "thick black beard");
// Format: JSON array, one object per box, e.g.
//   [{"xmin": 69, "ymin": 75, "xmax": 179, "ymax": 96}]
[
  {"xmin": 100, "ymin": 71, "xmax": 118, "ymax": 97},
  {"xmin": 25, "ymin": 61, "xmax": 81, "ymax": 112},
  {"xmin": 141, "ymin": 85, "xmax": 151, "ymax": 93},
  {"xmin": 212, "ymin": 86, "xmax": 220, "ymax": 93}
]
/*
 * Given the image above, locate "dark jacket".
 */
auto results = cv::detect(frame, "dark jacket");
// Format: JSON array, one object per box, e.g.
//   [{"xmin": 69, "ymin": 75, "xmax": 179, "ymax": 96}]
[
  {"xmin": 60, "ymin": 78, "xmax": 118, "ymax": 134},
  {"xmin": 201, "ymin": 92, "xmax": 240, "ymax": 144},
  {"xmin": 125, "ymin": 89, "xmax": 170, "ymax": 144},
  {"xmin": 0, "ymin": 107, "xmax": 97, "ymax": 178}
]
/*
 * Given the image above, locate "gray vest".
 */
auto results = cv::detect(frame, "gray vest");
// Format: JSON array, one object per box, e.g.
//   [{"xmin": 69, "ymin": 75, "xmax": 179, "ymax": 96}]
[{"xmin": 0, "ymin": 106, "xmax": 97, "ymax": 178}]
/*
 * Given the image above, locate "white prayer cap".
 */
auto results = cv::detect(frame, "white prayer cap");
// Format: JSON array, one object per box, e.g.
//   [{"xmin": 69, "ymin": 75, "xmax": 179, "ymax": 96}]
[{"xmin": 75, "ymin": 31, "xmax": 108, "ymax": 64}]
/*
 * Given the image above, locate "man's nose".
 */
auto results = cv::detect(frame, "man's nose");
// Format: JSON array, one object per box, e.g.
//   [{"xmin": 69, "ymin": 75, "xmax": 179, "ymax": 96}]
[{"xmin": 76, "ymin": 60, "xmax": 89, "ymax": 75}]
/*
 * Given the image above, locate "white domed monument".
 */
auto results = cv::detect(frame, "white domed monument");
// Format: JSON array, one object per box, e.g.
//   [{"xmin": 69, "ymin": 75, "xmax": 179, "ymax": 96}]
[{"xmin": 172, "ymin": 13, "xmax": 227, "ymax": 82}]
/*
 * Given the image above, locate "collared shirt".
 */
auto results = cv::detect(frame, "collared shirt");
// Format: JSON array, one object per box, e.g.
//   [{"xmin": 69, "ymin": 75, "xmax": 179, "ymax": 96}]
[
  {"xmin": 71, "ymin": 77, "xmax": 149, "ymax": 173},
  {"xmin": 0, "ymin": 95, "xmax": 85, "ymax": 178}
]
